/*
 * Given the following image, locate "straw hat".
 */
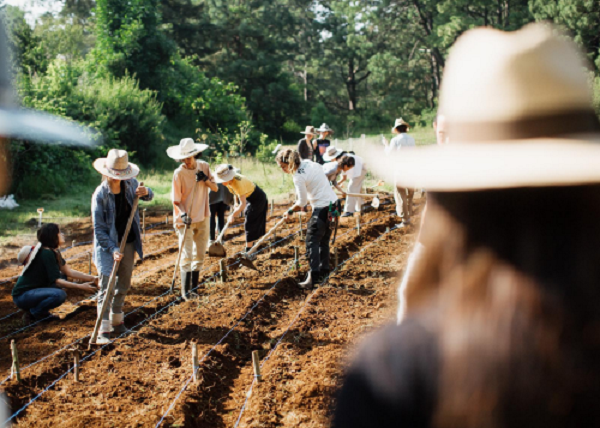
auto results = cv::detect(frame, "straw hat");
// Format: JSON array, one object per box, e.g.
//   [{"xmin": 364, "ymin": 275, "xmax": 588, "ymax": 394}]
[
  {"xmin": 18, "ymin": 243, "xmax": 41, "ymax": 275},
  {"xmin": 391, "ymin": 118, "xmax": 410, "ymax": 133},
  {"xmin": 371, "ymin": 23, "xmax": 600, "ymax": 191},
  {"xmin": 93, "ymin": 149, "xmax": 139, "ymax": 180},
  {"xmin": 316, "ymin": 123, "xmax": 334, "ymax": 134},
  {"xmin": 166, "ymin": 138, "xmax": 209, "ymax": 160},
  {"xmin": 300, "ymin": 126, "xmax": 316, "ymax": 135},
  {"xmin": 322, "ymin": 146, "xmax": 344, "ymax": 162},
  {"xmin": 214, "ymin": 164, "xmax": 239, "ymax": 183}
]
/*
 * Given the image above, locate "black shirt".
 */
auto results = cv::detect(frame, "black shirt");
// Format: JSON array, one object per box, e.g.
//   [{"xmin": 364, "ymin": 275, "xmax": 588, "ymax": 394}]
[
  {"xmin": 114, "ymin": 182, "xmax": 136, "ymax": 244},
  {"xmin": 314, "ymin": 139, "xmax": 331, "ymax": 164}
]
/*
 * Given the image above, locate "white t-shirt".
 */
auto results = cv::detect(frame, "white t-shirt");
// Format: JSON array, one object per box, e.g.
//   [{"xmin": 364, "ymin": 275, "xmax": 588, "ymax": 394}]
[
  {"xmin": 293, "ymin": 160, "xmax": 338, "ymax": 209},
  {"xmin": 386, "ymin": 133, "xmax": 415, "ymax": 153},
  {"xmin": 342, "ymin": 154, "xmax": 365, "ymax": 180},
  {"xmin": 322, "ymin": 161, "xmax": 339, "ymax": 181}
]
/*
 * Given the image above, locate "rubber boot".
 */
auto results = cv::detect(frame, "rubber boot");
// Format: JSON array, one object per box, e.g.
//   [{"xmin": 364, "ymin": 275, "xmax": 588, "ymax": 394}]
[
  {"xmin": 96, "ymin": 319, "xmax": 112, "ymax": 344},
  {"xmin": 110, "ymin": 312, "xmax": 127, "ymax": 335},
  {"xmin": 190, "ymin": 271, "xmax": 200, "ymax": 296},
  {"xmin": 299, "ymin": 271, "xmax": 318, "ymax": 290},
  {"xmin": 181, "ymin": 271, "xmax": 192, "ymax": 301}
]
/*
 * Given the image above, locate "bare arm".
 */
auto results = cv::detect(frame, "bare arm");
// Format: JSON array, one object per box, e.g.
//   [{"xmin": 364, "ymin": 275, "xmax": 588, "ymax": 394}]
[
  {"xmin": 56, "ymin": 278, "xmax": 98, "ymax": 293},
  {"xmin": 228, "ymin": 195, "xmax": 247, "ymax": 221},
  {"xmin": 60, "ymin": 264, "xmax": 98, "ymax": 285}
]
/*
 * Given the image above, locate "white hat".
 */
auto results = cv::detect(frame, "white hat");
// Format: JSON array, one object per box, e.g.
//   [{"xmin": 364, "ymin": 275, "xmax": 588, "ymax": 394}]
[
  {"xmin": 369, "ymin": 23, "xmax": 600, "ymax": 191},
  {"xmin": 300, "ymin": 126, "xmax": 316, "ymax": 135},
  {"xmin": 93, "ymin": 149, "xmax": 140, "ymax": 180},
  {"xmin": 391, "ymin": 118, "xmax": 410, "ymax": 133},
  {"xmin": 316, "ymin": 123, "xmax": 334, "ymax": 134},
  {"xmin": 166, "ymin": 138, "xmax": 209, "ymax": 160},
  {"xmin": 322, "ymin": 146, "xmax": 344, "ymax": 162},
  {"xmin": 18, "ymin": 243, "xmax": 41, "ymax": 275},
  {"xmin": 213, "ymin": 164, "xmax": 239, "ymax": 183}
]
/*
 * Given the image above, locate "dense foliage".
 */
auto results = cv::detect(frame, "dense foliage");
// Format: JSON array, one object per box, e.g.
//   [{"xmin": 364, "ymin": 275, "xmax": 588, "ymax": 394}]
[{"xmin": 3, "ymin": 0, "xmax": 600, "ymax": 198}]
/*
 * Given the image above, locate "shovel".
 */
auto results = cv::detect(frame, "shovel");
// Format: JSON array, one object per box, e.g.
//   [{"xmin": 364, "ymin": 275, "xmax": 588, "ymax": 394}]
[
  {"xmin": 336, "ymin": 190, "xmax": 381, "ymax": 209},
  {"xmin": 208, "ymin": 219, "xmax": 232, "ymax": 258},
  {"xmin": 238, "ymin": 218, "xmax": 287, "ymax": 271}
]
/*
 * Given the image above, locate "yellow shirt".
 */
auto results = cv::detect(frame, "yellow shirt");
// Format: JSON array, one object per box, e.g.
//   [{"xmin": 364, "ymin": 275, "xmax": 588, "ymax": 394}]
[{"xmin": 225, "ymin": 174, "xmax": 256, "ymax": 198}]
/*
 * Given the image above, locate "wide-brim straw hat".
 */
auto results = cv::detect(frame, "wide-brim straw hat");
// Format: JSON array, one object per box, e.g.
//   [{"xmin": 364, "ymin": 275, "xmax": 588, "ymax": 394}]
[
  {"xmin": 166, "ymin": 138, "xmax": 209, "ymax": 160},
  {"xmin": 316, "ymin": 123, "xmax": 334, "ymax": 134},
  {"xmin": 367, "ymin": 23, "xmax": 600, "ymax": 191},
  {"xmin": 214, "ymin": 164, "xmax": 239, "ymax": 183},
  {"xmin": 300, "ymin": 126, "xmax": 316, "ymax": 135},
  {"xmin": 93, "ymin": 149, "xmax": 139, "ymax": 180},
  {"xmin": 322, "ymin": 146, "xmax": 344, "ymax": 162},
  {"xmin": 391, "ymin": 118, "xmax": 410, "ymax": 133},
  {"xmin": 19, "ymin": 242, "xmax": 41, "ymax": 276}
]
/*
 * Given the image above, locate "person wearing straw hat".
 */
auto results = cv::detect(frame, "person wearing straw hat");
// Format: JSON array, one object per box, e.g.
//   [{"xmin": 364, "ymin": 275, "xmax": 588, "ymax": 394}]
[
  {"xmin": 167, "ymin": 138, "xmax": 218, "ymax": 299},
  {"xmin": 12, "ymin": 224, "xmax": 98, "ymax": 325},
  {"xmin": 298, "ymin": 125, "xmax": 317, "ymax": 160},
  {"xmin": 214, "ymin": 164, "xmax": 269, "ymax": 253},
  {"xmin": 91, "ymin": 149, "xmax": 153, "ymax": 344},
  {"xmin": 314, "ymin": 123, "xmax": 334, "ymax": 164},
  {"xmin": 334, "ymin": 23, "xmax": 600, "ymax": 428},
  {"xmin": 383, "ymin": 118, "xmax": 416, "ymax": 227},
  {"xmin": 276, "ymin": 149, "xmax": 339, "ymax": 289}
]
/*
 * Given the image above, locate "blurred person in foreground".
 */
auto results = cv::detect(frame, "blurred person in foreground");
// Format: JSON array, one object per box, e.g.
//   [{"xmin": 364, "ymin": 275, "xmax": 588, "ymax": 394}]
[{"xmin": 334, "ymin": 23, "xmax": 600, "ymax": 428}]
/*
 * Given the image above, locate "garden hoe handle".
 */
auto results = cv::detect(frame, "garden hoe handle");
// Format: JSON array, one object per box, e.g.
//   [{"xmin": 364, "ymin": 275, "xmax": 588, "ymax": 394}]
[
  {"xmin": 246, "ymin": 218, "xmax": 286, "ymax": 256},
  {"xmin": 89, "ymin": 194, "xmax": 140, "ymax": 348},
  {"xmin": 335, "ymin": 190, "xmax": 378, "ymax": 198},
  {"xmin": 170, "ymin": 181, "xmax": 200, "ymax": 293},
  {"xmin": 215, "ymin": 218, "xmax": 232, "ymax": 244}
]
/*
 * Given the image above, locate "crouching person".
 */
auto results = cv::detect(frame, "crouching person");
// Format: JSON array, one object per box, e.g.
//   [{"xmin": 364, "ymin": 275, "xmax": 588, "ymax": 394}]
[
  {"xmin": 276, "ymin": 149, "xmax": 338, "ymax": 289},
  {"xmin": 13, "ymin": 224, "xmax": 98, "ymax": 325},
  {"xmin": 167, "ymin": 138, "xmax": 218, "ymax": 300},
  {"xmin": 92, "ymin": 149, "xmax": 153, "ymax": 344}
]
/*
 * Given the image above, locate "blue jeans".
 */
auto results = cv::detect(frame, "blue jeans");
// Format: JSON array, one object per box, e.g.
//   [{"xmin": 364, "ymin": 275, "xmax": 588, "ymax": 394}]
[{"xmin": 13, "ymin": 288, "xmax": 67, "ymax": 320}]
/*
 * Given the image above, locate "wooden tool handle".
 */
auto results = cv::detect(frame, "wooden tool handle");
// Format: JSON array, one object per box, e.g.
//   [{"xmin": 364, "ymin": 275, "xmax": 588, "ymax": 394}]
[{"xmin": 247, "ymin": 218, "xmax": 286, "ymax": 256}]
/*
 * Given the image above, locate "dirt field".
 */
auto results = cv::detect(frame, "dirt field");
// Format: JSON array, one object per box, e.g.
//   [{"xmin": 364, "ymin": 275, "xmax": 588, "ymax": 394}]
[{"xmin": 0, "ymin": 195, "xmax": 421, "ymax": 427}]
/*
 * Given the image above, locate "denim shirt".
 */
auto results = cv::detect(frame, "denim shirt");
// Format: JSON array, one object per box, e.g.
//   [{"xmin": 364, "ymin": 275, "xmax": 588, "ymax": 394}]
[{"xmin": 91, "ymin": 179, "xmax": 154, "ymax": 276}]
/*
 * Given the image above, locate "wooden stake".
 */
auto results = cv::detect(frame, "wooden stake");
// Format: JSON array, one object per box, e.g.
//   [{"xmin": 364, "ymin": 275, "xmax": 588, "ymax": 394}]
[
  {"xmin": 294, "ymin": 246, "xmax": 299, "ymax": 270},
  {"xmin": 88, "ymin": 252, "xmax": 92, "ymax": 275},
  {"xmin": 73, "ymin": 349, "xmax": 80, "ymax": 382},
  {"xmin": 37, "ymin": 208, "xmax": 44, "ymax": 228},
  {"xmin": 334, "ymin": 247, "xmax": 339, "ymax": 268},
  {"xmin": 165, "ymin": 214, "xmax": 169, "ymax": 225},
  {"xmin": 356, "ymin": 215, "xmax": 361, "ymax": 235},
  {"xmin": 11, "ymin": 340, "xmax": 20, "ymax": 382},
  {"xmin": 270, "ymin": 199, "xmax": 274, "ymax": 218},
  {"xmin": 219, "ymin": 259, "xmax": 227, "ymax": 283},
  {"xmin": 252, "ymin": 350, "xmax": 262, "ymax": 382},
  {"xmin": 386, "ymin": 226, "xmax": 390, "ymax": 233},
  {"xmin": 298, "ymin": 213, "xmax": 303, "ymax": 239},
  {"xmin": 142, "ymin": 209, "xmax": 146, "ymax": 242},
  {"xmin": 192, "ymin": 343, "xmax": 199, "ymax": 382},
  {"xmin": 72, "ymin": 239, "xmax": 76, "ymax": 249}
]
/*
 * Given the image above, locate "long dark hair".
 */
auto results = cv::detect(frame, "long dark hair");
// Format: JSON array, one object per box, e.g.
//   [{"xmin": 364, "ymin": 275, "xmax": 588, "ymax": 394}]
[
  {"xmin": 37, "ymin": 223, "xmax": 61, "ymax": 249},
  {"xmin": 406, "ymin": 185, "xmax": 600, "ymax": 427}
]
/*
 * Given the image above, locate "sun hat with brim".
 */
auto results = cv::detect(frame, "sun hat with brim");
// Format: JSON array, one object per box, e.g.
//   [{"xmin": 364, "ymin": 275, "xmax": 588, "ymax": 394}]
[
  {"xmin": 93, "ymin": 149, "xmax": 139, "ymax": 180},
  {"xmin": 322, "ymin": 146, "xmax": 344, "ymax": 162},
  {"xmin": 18, "ymin": 243, "xmax": 41, "ymax": 275},
  {"xmin": 213, "ymin": 164, "xmax": 239, "ymax": 183},
  {"xmin": 362, "ymin": 23, "xmax": 600, "ymax": 192},
  {"xmin": 300, "ymin": 126, "xmax": 316, "ymax": 135},
  {"xmin": 391, "ymin": 118, "xmax": 410, "ymax": 133},
  {"xmin": 166, "ymin": 138, "xmax": 209, "ymax": 160},
  {"xmin": 316, "ymin": 123, "xmax": 334, "ymax": 134}
]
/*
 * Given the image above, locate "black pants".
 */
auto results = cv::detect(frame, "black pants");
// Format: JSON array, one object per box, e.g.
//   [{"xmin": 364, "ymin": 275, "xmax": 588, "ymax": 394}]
[
  {"xmin": 306, "ymin": 207, "xmax": 332, "ymax": 274},
  {"xmin": 210, "ymin": 202, "xmax": 228, "ymax": 240}
]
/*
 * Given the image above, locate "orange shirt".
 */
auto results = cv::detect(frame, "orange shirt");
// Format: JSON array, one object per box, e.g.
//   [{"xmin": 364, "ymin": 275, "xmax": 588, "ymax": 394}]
[{"xmin": 172, "ymin": 161, "xmax": 213, "ymax": 226}]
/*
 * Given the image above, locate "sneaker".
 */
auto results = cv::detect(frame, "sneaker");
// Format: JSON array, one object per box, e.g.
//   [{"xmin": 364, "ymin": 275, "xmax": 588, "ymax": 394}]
[
  {"xmin": 396, "ymin": 221, "xmax": 411, "ymax": 228},
  {"xmin": 112, "ymin": 323, "xmax": 128, "ymax": 335},
  {"xmin": 317, "ymin": 270, "xmax": 330, "ymax": 283},
  {"xmin": 298, "ymin": 272, "xmax": 315, "ymax": 290},
  {"xmin": 341, "ymin": 212, "xmax": 353, "ymax": 218},
  {"xmin": 95, "ymin": 331, "xmax": 112, "ymax": 345}
]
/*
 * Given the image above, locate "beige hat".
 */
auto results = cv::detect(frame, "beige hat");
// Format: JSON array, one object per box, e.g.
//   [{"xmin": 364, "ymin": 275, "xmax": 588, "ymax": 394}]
[
  {"xmin": 391, "ymin": 118, "xmax": 410, "ymax": 133},
  {"xmin": 370, "ymin": 23, "xmax": 600, "ymax": 191},
  {"xmin": 322, "ymin": 146, "xmax": 344, "ymax": 162},
  {"xmin": 300, "ymin": 126, "xmax": 316, "ymax": 135},
  {"xmin": 213, "ymin": 164, "xmax": 239, "ymax": 183},
  {"xmin": 316, "ymin": 123, "xmax": 334, "ymax": 134},
  {"xmin": 166, "ymin": 138, "xmax": 209, "ymax": 160},
  {"xmin": 18, "ymin": 243, "xmax": 41, "ymax": 275},
  {"xmin": 93, "ymin": 149, "xmax": 140, "ymax": 180}
]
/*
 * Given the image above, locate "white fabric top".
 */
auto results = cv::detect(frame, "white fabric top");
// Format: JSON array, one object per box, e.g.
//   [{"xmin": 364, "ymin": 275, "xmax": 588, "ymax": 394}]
[
  {"xmin": 386, "ymin": 133, "xmax": 416, "ymax": 154},
  {"xmin": 293, "ymin": 160, "xmax": 338, "ymax": 208},
  {"xmin": 322, "ymin": 161, "xmax": 339, "ymax": 181},
  {"xmin": 342, "ymin": 154, "xmax": 365, "ymax": 179}
]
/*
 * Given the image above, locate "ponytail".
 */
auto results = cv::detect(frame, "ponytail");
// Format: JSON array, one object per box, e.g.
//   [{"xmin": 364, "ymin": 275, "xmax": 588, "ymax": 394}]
[{"xmin": 276, "ymin": 149, "xmax": 302, "ymax": 174}]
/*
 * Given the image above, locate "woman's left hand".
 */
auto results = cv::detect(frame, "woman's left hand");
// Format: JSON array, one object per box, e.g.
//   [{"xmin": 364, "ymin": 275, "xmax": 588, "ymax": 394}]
[
  {"xmin": 135, "ymin": 184, "xmax": 148, "ymax": 197},
  {"xmin": 92, "ymin": 276, "xmax": 100, "ymax": 286}
]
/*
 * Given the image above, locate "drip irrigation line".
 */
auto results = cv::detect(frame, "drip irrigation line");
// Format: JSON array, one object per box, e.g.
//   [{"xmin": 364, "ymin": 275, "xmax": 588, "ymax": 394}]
[
  {"xmin": 0, "ymin": 311, "xmax": 20, "ymax": 322},
  {"xmin": 233, "ymin": 223, "xmax": 400, "ymax": 427}
]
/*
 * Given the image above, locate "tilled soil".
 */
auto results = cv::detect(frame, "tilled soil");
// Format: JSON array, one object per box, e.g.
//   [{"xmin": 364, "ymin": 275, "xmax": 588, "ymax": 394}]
[{"xmin": 0, "ymin": 195, "xmax": 419, "ymax": 427}]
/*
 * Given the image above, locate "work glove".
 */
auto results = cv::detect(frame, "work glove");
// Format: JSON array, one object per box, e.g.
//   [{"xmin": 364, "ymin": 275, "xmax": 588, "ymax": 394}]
[
  {"xmin": 195, "ymin": 171, "xmax": 208, "ymax": 182},
  {"xmin": 181, "ymin": 213, "xmax": 192, "ymax": 226}
]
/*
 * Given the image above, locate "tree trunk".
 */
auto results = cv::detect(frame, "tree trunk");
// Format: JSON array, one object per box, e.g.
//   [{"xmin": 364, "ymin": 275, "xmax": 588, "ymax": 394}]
[{"xmin": 347, "ymin": 57, "xmax": 356, "ymax": 111}]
